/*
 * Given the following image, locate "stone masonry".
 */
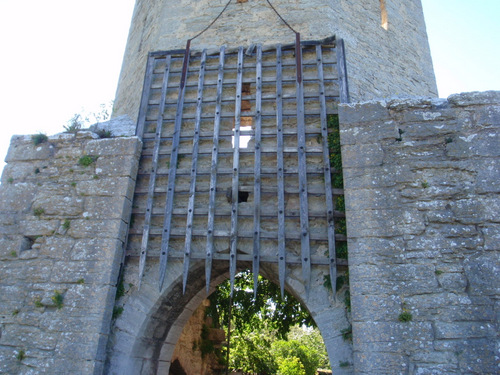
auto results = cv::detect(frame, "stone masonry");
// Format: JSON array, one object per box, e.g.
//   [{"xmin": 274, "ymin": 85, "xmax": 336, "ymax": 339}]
[
  {"xmin": 340, "ymin": 91, "xmax": 500, "ymax": 374},
  {"xmin": 114, "ymin": 0, "xmax": 437, "ymax": 123},
  {"xmin": 0, "ymin": 131, "xmax": 141, "ymax": 374}
]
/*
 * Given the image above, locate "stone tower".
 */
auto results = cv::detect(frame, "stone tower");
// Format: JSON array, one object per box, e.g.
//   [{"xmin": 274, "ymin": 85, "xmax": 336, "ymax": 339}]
[{"xmin": 114, "ymin": 0, "xmax": 437, "ymax": 122}]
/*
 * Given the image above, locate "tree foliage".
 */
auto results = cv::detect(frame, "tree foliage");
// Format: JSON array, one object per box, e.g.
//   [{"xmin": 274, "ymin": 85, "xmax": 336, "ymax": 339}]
[
  {"xmin": 207, "ymin": 271, "xmax": 314, "ymax": 339},
  {"xmin": 206, "ymin": 271, "xmax": 330, "ymax": 374}
]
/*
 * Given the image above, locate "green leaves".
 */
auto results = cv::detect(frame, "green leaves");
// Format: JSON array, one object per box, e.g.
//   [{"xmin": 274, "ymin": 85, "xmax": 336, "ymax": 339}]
[{"xmin": 207, "ymin": 271, "xmax": 314, "ymax": 339}]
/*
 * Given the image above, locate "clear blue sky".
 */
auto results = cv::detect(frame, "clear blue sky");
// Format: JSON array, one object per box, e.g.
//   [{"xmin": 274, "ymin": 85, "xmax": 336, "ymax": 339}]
[{"xmin": 0, "ymin": 0, "xmax": 499, "ymax": 171}]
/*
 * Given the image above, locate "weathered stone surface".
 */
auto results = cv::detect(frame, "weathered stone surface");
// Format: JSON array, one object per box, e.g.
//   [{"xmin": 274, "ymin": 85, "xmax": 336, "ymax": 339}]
[
  {"xmin": 464, "ymin": 253, "xmax": 500, "ymax": 296},
  {"xmin": 0, "ymin": 132, "xmax": 139, "ymax": 374},
  {"xmin": 342, "ymin": 94, "xmax": 500, "ymax": 375},
  {"xmin": 76, "ymin": 176, "xmax": 135, "ymax": 197},
  {"xmin": 114, "ymin": 0, "xmax": 437, "ymax": 126},
  {"xmin": 85, "ymin": 136, "xmax": 142, "ymax": 157},
  {"xmin": 4, "ymin": 135, "xmax": 54, "ymax": 162},
  {"xmin": 89, "ymin": 115, "xmax": 136, "ymax": 137}
]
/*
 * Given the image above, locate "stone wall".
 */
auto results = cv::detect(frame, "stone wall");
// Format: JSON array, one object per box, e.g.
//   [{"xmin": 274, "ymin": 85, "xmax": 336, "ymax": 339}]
[
  {"xmin": 170, "ymin": 299, "xmax": 225, "ymax": 375},
  {"xmin": 0, "ymin": 132, "xmax": 141, "ymax": 373},
  {"xmin": 339, "ymin": 91, "xmax": 500, "ymax": 374},
  {"xmin": 113, "ymin": 0, "xmax": 436, "ymax": 123}
]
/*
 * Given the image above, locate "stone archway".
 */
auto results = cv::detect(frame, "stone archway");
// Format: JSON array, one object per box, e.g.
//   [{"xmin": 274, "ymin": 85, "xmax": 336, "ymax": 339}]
[{"xmin": 105, "ymin": 259, "xmax": 352, "ymax": 374}]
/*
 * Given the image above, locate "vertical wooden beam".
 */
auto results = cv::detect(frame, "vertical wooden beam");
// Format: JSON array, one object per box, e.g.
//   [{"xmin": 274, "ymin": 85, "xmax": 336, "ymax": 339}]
[
  {"xmin": 182, "ymin": 50, "xmax": 207, "ymax": 294},
  {"xmin": 138, "ymin": 55, "xmax": 171, "ymax": 289},
  {"xmin": 336, "ymin": 39, "xmax": 350, "ymax": 104},
  {"xmin": 229, "ymin": 47, "xmax": 244, "ymax": 297},
  {"xmin": 159, "ymin": 42, "xmax": 191, "ymax": 291},
  {"xmin": 276, "ymin": 45, "xmax": 286, "ymax": 298},
  {"xmin": 295, "ymin": 34, "xmax": 312, "ymax": 295},
  {"xmin": 252, "ymin": 45, "xmax": 263, "ymax": 297},
  {"xmin": 316, "ymin": 45, "xmax": 337, "ymax": 293},
  {"xmin": 136, "ymin": 54, "xmax": 156, "ymax": 139},
  {"xmin": 206, "ymin": 46, "xmax": 226, "ymax": 294}
]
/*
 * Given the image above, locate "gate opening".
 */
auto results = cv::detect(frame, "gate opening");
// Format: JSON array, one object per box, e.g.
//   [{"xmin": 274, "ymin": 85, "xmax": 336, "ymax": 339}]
[{"xmin": 169, "ymin": 271, "xmax": 332, "ymax": 375}]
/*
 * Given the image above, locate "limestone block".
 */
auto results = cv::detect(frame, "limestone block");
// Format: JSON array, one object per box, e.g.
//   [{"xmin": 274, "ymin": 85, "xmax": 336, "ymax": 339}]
[
  {"xmin": 38, "ymin": 236, "xmax": 76, "ymax": 260},
  {"xmin": 32, "ymin": 194, "xmax": 84, "ymax": 217},
  {"xmin": 1, "ymin": 162, "xmax": 41, "ymax": 181},
  {"xmin": 54, "ymin": 331, "xmax": 101, "ymax": 359},
  {"xmin": 71, "ymin": 238, "xmax": 122, "ymax": 262},
  {"xmin": 0, "ymin": 324, "xmax": 58, "ymax": 351},
  {"xmin": 437, "ymin": 272, "xmax": 468, "ymax": 293},
  {"xmin": 89, "ymin": 115, "xmax": 136, "ymax": 137},
  {"xmin": 482, "ymin": 225, "xmax": 500, "ymax": 250},
  {"xmin": 76, "ymin": 176, "xmax": 135, "ymax": 198},
  {"xmin": 20, "ymin": 219, "xmax": 60, "ymax": 237},
  {"xmin": 473, "ymin": 103, "xmax": 500, "ymax": 128},
  {"xmin": 67, "ymin": 219, "xmax": 128, "ymax": 241},
  {"xmin": 0, "ymin": 236, "xmax": 26, "ymax": 260},
  {"xmin": 456, "ymin": 338, "xmax": 498, "ymax": 374},
  {"xmin": 50, "ymin": 260, "xmax": 116, "ymax": 285},
  {"xmin": 84, "ymin": 137, "xmax": 142, "ymax": 157},
  {"xmin": 434, "ymin": 322, "xmax": 496, "ymax": 340},
  {"xmin": 400, "ymin": 108, "xmax": 457, "ymax": 124},
  {"xmin": 338, "ymin": 101, "xmax": 391, "ymax": 126},
  {"xmin": 344, "ymin": 188, "xmax": 400, "ymax": 210},
  {"xmin": 83, "ymin": 196, "xmax": 132, "ymax": 220},
  {"xmin": 351, "ymin": 294, "xmax": 400, "ymax": 322},
  {"xmin": 448, "ymin": 90, "xmax": 500, "ymax": 107},
  {"xmin": 342, "ymin": 164, "xmax": 414, "ymax": 188},
  {"xmin": 446, "ymin": 131, "xmax": 500, "ymax": 158},
  {"xmin": 447, "ymin": 199, "xmax": 484, "ymax": 225},
  {"xmin": 339, "ymin": 121, "xmax": 399, "ymax": 148},
  {"xmin": 475, "ymin": 159, "xmax": 500, "ymax": 193},
  {"xmin": 5, "ymin": 135, "xmax": 54, "ymax": 162},
  {"xmin": 0, "ymin": 182, "xmax": 36, "ymax": 214},
  {"xmin": 346, "ymin": 208, "xmax": 425, "ymax": 237},
  {"xmin": 346, "ymin": 237, "xmax": 406, "ymax": 266},
  {"xmin": 464, "ymin": 253, "xmax": 500, "ymax": 296},
  {"xmin": 478, "ymin": 196, "xmax": 500, "ymax": 223},
  {"xmin": 341, "ymin": 143, "xmax": 384, "ymax": 168},
  {"xmin": 95, "ymin": 155, "xmax": 140, "ymax": 177}
]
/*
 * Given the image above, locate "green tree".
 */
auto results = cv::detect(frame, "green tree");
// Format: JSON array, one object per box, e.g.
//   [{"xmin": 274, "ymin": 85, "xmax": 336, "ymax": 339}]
[
  {"xmin": 288, "ymin": 325, "xmax": 330, "ymax": 369},
  {"xmin": 277, "ymin": 356, "xmax": 306, "ymax": 375},
  {"xmin": 229, "ymin": 327, "xmax": 277, "ymax": 375},
  {"xmin": 207, "ymin": 271, "xmax": 314, "ymax": 339},
  {"xmin": 206, "ymin": 271, "xmax": 330, "ymax": 374},
  {"xmin": 271, "ymin": 340, "xmax": 319, "ymax": 375}
]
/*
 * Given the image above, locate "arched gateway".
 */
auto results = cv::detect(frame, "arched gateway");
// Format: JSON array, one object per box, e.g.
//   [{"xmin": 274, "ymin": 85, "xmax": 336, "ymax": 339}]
[
  {"xmin": 106, "ymin": 1, "xmax": 436, "ymax": 373},
  {"xmin": 108, "ymin": 31, "xmax": 353, "ymax": 373}
]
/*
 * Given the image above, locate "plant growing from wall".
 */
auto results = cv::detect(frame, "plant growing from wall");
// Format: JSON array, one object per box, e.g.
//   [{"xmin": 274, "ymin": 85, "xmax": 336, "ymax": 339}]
[
  {"xmin": 398, "ymin": 302, "xmax": 412, "ymax": 322},
  {"xmin": 33, "ymin": 207, "xmax": 45, "ymax": 217},
  {"xmin": 51, "ymin": 290, "xmax": 64, "ymax": 309},
  {"xmin": 62, "ymin": 219, "xmax": 71, "ymax": 231},
  {"xmin": 327, "ymin": 114, "xmax": 350, "ymax": 315},
  {"xmin": 341, "ymin": 325, "xmax": 352, "ymax": 342},
  {"xmin": 16, "ymin": 350, "xmax": 26, "ymax": 361},
  {"xmin": 32, "ymin": 133, "xmax": 48, "ymax": 146},
  {"xmin": 398, "ymin": 311, "xmax": 413, "ymax": 323},
  {"xmin": 112, "ymin": 306, "xmax": 124, "ymax": 319},
  {"xmin": 78, "ymin": 155, "xmax": 98, "ymax": 167},
  {"xmin": 64, "ymin": 114, "xmax": 84, "ymax": 133}
]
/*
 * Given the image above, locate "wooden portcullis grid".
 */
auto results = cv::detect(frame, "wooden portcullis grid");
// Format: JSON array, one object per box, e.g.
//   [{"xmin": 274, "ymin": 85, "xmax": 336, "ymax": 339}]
[{"xmin": 128, "ymin": 38, "xmax": 349, "ymax": 296}]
